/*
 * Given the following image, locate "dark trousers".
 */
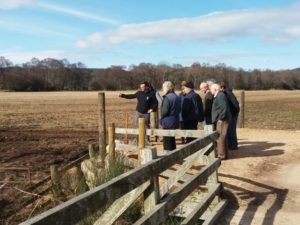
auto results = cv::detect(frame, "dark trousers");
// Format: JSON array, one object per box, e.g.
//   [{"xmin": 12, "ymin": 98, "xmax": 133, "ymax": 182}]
[
  {"xmin": 163, "ymin": 136, "xmax": 176, "ymax": 150},
  {"xmin": 183, "ymin": 120, "xmax": 198, "ymax": 143},
  {"xmin": 228, "ymin": 114, "xmax": 238, "ymax": 148},
  {"xmin": 204, "ymin": 116, "xmax": 212, "ymax": 125}
]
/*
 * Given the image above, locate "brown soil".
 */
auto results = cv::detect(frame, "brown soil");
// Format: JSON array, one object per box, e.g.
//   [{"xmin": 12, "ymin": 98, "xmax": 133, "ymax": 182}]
[{"xmin": 0, "ymin": 129, "xmax": 98, "ymax": 225}]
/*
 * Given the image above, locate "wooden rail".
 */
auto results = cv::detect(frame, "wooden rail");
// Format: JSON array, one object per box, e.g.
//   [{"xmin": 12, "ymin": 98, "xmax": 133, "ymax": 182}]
[{"xmin": 20, "ymin": 127, "xmax": 227, "ymax": 225}]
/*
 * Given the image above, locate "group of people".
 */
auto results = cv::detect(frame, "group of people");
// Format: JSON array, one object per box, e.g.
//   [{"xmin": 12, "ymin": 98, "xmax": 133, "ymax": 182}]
[{"xmin": 119, "ymin": 79, "xmax": 239, "ymax": 160}]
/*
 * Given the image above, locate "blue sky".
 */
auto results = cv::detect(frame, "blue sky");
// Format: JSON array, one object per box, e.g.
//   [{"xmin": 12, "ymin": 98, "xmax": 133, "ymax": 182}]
[{"xmin": 1, "ymin": 0, "xmax": 300, "ymax": 70}]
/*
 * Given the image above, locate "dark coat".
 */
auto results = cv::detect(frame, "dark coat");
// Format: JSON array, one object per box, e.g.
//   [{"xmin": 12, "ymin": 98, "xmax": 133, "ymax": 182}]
[
  {"xmin": 178, "ymin": 91, "xmax": 185, "ymax": 122},
  {"xmin": 223, "ymin": 89, "xmax": 240, "ymax": 117},
  {"xmin": 181, "ymin": 91, "xmax": 204, "ymax": 123},
  {"xmin": 211, "ymin": 91, "xmax": 231, "ymax": 123},
  {"xmin": 160, "ymin": 92, "xmax": 180, "ymax": 129},
  {"xmin": 120, "ymin": 89, "xmax": 158, "ymax": 114},
  {"xmin": 203, "ymin": 91, "xmax": 213, "ymax": 117}
]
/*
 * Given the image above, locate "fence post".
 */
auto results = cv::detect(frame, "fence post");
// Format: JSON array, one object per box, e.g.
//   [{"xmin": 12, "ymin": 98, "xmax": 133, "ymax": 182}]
[
  {"xmin": 138, "ymin": 118, "xmax": 146, "ymax": 165},
  {"xmin": 50, "ymin": 165, "xmax": 61, "ymax": 197},
  {"xmin": 88, "ymin": 143, "xmax": 97, "ymax": 158},
  {"xmin": 156, "ymin": 106, "xmax": 161, "ymax": 142},
  {"xmin": 204, "ymin": 124, "xmax": 214, "ymax": 133},
  {"xmin": 124, "ymin": 112, "xmax": 129, "ymax": 144},
  {"xmin": 108, "ymin": 123, "xmax": 116, "ymax": 163},
  {"xmin": 141, "ymin": 147, "xmax": 159, "ymax": 214},
  {"xmin": 150, "ymin": 112, "xmax": 157, "ymax": 142},
  {"xmin": 98, "ymin": 92, "xmax": 106, "ymax": 166},
  {"xmin": 204, "ymin": 125, "xmax": 219, "ymax": 202},
  {"xmin": 238, "ymin": 91, "xmax": 245, "ymax": 128},
  {"xmin": 206, "ymin": 142, "xmax": 219, "ymax": 205}
]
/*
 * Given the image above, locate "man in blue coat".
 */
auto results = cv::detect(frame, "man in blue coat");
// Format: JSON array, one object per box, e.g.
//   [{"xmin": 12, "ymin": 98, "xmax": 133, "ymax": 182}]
[{"xmin": 160, "ymin": 81, "xmax": 181, "ymax": 150}]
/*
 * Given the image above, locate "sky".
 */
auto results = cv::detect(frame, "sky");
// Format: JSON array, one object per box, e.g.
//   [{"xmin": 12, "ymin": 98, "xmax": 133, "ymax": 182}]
[{"xmin": 1, "ymin": 0, "xmax": 300, "ymax": 70}]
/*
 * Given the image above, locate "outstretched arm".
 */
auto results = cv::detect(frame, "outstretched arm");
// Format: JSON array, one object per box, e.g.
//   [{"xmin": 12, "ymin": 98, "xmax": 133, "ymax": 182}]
[{"xmin": 119, "ymin": 92, "xmax": 138, "ymax": 99}]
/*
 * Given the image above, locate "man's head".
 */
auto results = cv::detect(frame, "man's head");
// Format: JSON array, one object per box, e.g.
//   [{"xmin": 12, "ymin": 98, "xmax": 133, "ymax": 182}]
[
  {"xmin": 207, "ymin": 79, "xmax": 216, "ymax": 89},
  {"xmin": 180, "ymin": 81, "xmax": 187, "ymax": 91},
  {"xmin": 199, "ymin": 82, "xmax": 208, "ymax": 94},
  {"xmin": 220, "ymin": 82, "xmax": 226, "ymax": 92},
  {"xmin": 210, "ymin": 83, "xmax": 220, "ymax": 96},
  {"xmin": 140, "ymin": 81, "xmax": 150, "ymax": 92},
  {"xmin": 162, "ymin": 81, "xmax": 174, "ymax": 95},
  {"xmin": 183, "ymin": 81, "xmax": 194, "ymax": 94}
]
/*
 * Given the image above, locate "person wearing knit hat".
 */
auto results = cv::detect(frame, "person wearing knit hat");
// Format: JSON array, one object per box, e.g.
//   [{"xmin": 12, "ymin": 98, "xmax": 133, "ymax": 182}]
[
  {"xmin": 184, "ymin": 81, "xmax": 194, "ymax": 89},
  {"xmin": 181, "ymin": 81, "xmax": 204, "ymax": 143}
]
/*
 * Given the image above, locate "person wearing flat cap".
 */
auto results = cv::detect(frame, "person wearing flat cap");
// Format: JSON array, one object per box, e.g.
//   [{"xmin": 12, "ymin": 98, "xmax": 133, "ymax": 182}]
[{"xmin": 181, "ymin": 81, "xmax": 204, "ymax": 143}]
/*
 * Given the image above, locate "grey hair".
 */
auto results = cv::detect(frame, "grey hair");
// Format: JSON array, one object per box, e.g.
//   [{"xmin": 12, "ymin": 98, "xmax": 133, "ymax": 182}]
[
  {"xmin": 200, "ymin": 81, "xmax": 208, "ymax": 89},
  {"xmin": 211, "ymin": 83, "xmax": 221, "ymax": 91},
  {"xmin": 206, "ymin": 79, "xmax": 216, "ymax": 88},
  {"xmin": 162, "ymin": 81, "xmax": 174, "ymax": 92}
]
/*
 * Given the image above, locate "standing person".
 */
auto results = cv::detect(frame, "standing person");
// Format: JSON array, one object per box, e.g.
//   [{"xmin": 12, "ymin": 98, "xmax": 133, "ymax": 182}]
[
  {"xmin": 179, "ymin": 81, "xmax": 186, "ymax": 143},
  {"xmin": 199, "ymin": 81, "xmax": 213, "ymax": 125},
  {"xmin": 220, "ymin": 83, "xmax": 240, "ymax": 150},
  {"xmin": 210, "ymin": 83, "xmax": 231, "ymax": 160},
  {"xmin": 181, "ymin": 81, "xmax": 204, "ymax": 143},
  {"xmin": 160, "ymin": 81, "xmax": 181, "ymax": 150},
  {"xmin": 119, "ymin": 81, "xmax": 158, "ymax": 143}
]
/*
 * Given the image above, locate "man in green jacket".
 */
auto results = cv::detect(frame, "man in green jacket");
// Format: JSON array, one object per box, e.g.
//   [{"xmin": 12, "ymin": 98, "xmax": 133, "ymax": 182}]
[{"xmin": 210, "ymin": 83, "xmax": 231, "ymax": 160}]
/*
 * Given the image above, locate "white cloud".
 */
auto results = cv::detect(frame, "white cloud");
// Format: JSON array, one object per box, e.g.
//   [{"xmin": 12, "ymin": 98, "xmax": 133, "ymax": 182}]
[
  {"xmin": 76, "ymin": 3, "xmax": 300, "ymax": 48},
  {"xmin": 38, "ymin": 2, "xmax": 119, "ymax": 25},
  {"xmin": 0, "ymin": 0, "xmax": 35, "ymax": 9}
]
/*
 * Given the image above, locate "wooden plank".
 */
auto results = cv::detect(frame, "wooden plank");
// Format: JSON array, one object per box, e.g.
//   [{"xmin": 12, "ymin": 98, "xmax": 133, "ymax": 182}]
[
  {"xmin": 115, "ymin": 128, "xmax": 209, "ymax": 138},
  {"xmin": 133, "ymin": 159, "xmax": 220, "ymax": 225},
  {"xmin": 115, "ymin": 128, "xmax": 139, "ymax": 135},
  {"xmin": 20, "ymin": 132, "xmax": 217, "ymax": 225},
  {"xmin": 159, "ymin": 143, "xmax": 214, "ymax": 198},
  {"xmin": 141, "ymin": 148, "xmax": 159, "ymax": 214},
  {"xmin": 160, "ymin": 170, "xmax": 193, "ymax": 183},
  {"xmin": 93, "ymin": 181, "xmax": 150, "ymax": 225},
  {"xmin": 202, "ymin": 199, "xmax": 228, "ymax": 225},
  {"xmin": 115, "ymin": 143, "xmax": 138, "ymax": 152},
  {"xmin": 180, "ymin": 184, "xmax": 221, "ymax": 225}
]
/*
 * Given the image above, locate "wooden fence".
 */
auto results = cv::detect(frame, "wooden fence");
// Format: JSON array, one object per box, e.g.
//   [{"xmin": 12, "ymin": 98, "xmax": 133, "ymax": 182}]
[{"xmin": 20, "ymin": 121, "xmax": 227, "ymax": 225}]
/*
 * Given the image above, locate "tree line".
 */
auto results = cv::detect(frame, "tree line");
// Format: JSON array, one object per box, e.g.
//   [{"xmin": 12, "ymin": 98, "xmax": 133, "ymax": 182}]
[{"xmin": 0, "ymin": 56, "xmax": 299, "ymax": 91}]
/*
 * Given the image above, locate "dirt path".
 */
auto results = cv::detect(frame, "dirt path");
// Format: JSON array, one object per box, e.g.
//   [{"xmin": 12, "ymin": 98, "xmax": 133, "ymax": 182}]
[{"xmin": 217, "ymin": 128, "xmax": 300, "ymax": 225}]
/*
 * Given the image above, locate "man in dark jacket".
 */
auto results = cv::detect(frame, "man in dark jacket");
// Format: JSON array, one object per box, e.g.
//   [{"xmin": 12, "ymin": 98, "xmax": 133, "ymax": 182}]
[
  {"xmin": 220, "ymin": 83, "xmax": 239, "ymax": 150},
  {"xmin": 119, "ymin": 81, "xmax": 158, "ymax": 129},
  {"xmin": 160, "ymin": 81, "xmax": 181, "ymax": 150},
  {"xmin": 211, "ymin": 83, "xmax": 231, "ymax": 160},
  {"xmin": 181, "ymin": 81, "xmax": 204, "ymax": 143}
]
